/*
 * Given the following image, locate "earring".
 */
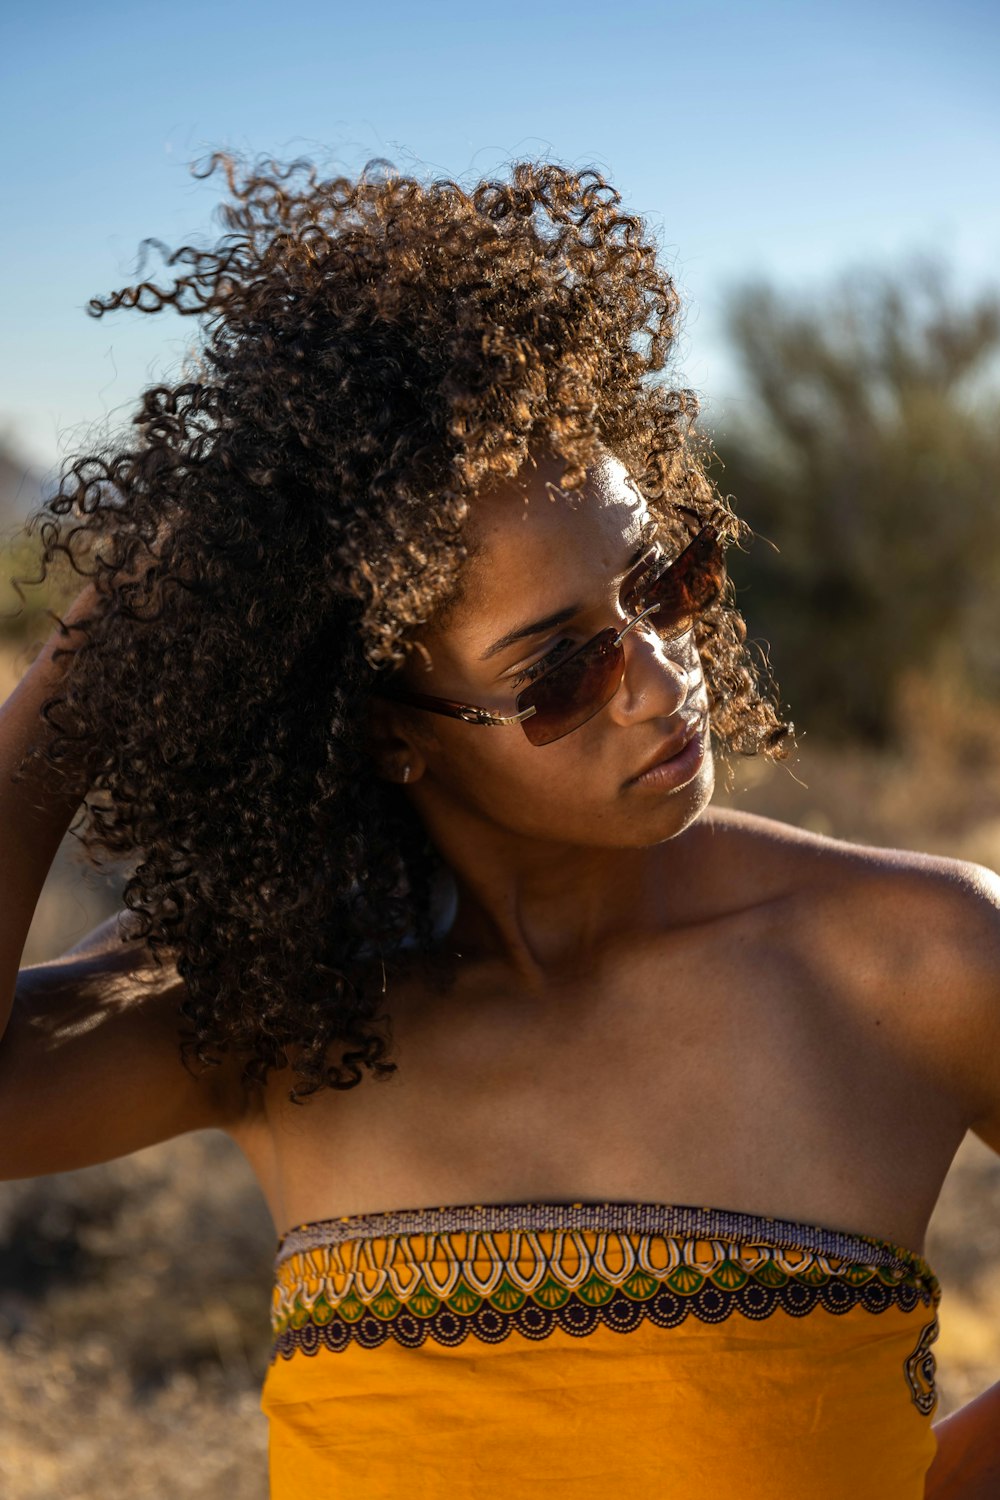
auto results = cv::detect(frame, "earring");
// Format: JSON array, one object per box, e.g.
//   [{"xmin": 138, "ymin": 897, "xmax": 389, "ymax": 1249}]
[{"xmin": 402, "ymin": 765, "xmax": 411, "ymax": 783}]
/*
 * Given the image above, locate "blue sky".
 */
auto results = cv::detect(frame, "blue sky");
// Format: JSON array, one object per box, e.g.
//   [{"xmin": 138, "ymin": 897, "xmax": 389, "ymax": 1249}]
[{"xmin": 1, "ymin": 0, "xmax": 997, "ymax": 476}]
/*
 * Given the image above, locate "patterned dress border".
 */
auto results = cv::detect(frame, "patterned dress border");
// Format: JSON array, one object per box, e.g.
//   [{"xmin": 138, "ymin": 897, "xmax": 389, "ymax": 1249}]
[{"xmin": 274, "ymin": 1200, "xmax": 937, "ymax": 1287}]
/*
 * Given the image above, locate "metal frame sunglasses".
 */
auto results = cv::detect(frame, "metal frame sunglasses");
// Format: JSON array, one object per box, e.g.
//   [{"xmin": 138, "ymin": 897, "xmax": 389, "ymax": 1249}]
[{"xmin": 372, "ymin": 523, "xmax": 724, "ymax": 747}]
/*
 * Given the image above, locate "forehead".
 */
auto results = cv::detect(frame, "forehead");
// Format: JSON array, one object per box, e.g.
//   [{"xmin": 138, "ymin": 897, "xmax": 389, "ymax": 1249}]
[
  {"xmin": 427, "ymin": 453, "xmax": 653, "ymax": 654},
  {"xmin": 470, "ymin": 454, "xmax": 648, "ymax": 582}
]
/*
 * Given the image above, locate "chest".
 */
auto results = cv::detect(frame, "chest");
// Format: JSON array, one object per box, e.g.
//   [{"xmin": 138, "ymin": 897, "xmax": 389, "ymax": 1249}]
[{"xmin": 242, "ymin": 905, "xmax": 964, "ymax": 1250}]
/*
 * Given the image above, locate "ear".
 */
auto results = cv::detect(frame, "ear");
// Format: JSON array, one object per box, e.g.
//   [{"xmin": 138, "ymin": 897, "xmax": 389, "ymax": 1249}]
[{"xmin": 365, "ymin": 696, "xmax": 427, "ymax": 785}]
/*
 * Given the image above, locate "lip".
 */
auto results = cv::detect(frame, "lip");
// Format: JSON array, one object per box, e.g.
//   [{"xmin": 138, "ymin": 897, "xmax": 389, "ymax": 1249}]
[{"xmin": 625, "ymin": 714, "xmax": 708, "ymax": 790}]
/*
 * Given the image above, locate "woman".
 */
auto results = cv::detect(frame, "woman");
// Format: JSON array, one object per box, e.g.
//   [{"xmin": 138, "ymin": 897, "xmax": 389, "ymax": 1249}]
[{"xmin": 0, "ymin": 155, "xmax": 997, "ymax": 1498}]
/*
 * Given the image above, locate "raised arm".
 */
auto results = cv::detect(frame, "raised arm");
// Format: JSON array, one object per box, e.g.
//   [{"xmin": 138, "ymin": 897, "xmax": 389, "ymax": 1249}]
[
  {"xmin": 0, "ymin": 590, "xmax": 250, "ymax": 1180},
  {"xmin": 0, "ymin": 911, "xmax": 250, "ymax": 1180},
  {"xmin": 0, "ymin": 585, "xmax": 97, "ymax": 1026}
]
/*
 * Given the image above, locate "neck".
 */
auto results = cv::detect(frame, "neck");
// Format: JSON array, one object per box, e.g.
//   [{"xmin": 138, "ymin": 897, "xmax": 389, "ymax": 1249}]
[{"xmin": 416, "ymin": 807, "xmax": 700, "ymax": 994}]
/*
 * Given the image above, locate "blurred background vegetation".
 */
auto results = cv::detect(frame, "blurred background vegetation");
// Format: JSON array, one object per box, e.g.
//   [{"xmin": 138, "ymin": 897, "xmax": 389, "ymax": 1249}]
[
  {"xmin": 2, "ymin": 256, "xmax": 1000, "ymax": 1498},
  {"xmin": 713, "ymin": 254, "xmax": 1000, "ymax": 746}
]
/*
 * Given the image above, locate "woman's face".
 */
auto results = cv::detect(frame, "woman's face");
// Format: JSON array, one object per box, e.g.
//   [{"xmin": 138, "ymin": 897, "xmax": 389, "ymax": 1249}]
[{"xmin": 374, "ymin": 451, "xmax": 715, "ymax": 850}]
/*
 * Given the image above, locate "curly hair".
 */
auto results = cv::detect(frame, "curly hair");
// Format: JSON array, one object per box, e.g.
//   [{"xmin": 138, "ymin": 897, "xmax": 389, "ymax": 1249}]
[{"xmin": 12, "ymin": 153, "xmax": 795, "ymax": 1103}]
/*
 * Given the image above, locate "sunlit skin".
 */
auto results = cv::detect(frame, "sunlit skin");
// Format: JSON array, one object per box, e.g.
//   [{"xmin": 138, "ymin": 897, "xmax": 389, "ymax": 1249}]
[{"xmin": 366, "ymin": 450, "xmax": 714, "ymax": 990}]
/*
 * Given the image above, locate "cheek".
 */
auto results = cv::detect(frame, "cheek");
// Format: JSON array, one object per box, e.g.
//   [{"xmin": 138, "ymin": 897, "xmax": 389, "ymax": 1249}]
[
  {"xmin": 440, "ymin": 729, "xmax": 552, "ymax": 791},
  {"xmin": 432, "ymin": 726, "xmax": 713, "ymax": 847},
  {"xmin": 436, "ymin": 729, "xmax": 590, "ymax": 819}
]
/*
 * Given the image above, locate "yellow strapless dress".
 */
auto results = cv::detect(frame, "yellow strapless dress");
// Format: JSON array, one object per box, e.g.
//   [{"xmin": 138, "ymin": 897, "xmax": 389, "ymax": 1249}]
[{"xmin": 260, "ymin": 1200, "xmax": 940, "ymax": 1498}]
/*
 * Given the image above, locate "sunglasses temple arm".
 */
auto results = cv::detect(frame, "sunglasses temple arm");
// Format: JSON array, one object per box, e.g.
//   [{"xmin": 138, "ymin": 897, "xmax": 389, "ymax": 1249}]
[{"xmin": 374, "ymin": 686, "xmax": 536, "ymax": 727}]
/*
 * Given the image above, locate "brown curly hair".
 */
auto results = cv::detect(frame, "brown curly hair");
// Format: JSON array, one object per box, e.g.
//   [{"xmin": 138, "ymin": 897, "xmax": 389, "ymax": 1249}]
[{"xmin": 12, "ymin": 153, "xmax": 794, "ymax": 1103}]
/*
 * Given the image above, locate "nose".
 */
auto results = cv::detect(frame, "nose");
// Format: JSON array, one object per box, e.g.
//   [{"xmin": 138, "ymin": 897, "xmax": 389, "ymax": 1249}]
[{"xmin": 611, "ymin": 618, "xmax": 697, "ymax": 723}]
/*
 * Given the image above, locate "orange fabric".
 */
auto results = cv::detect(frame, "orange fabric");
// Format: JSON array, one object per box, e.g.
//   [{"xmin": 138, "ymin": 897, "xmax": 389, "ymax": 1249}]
[{"xmin": 260, "ymin": 1202, "xmax": 941, "ymax": 1498}]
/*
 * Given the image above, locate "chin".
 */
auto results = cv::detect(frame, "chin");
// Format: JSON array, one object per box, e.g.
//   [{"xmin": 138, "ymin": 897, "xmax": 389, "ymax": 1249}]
[{"xmin": 634, "ymin": 756, "xmax": 715, "ymax": 843}]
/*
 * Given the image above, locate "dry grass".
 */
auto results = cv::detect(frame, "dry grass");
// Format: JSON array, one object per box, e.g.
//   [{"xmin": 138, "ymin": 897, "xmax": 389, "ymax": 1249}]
[
  {"xmin": 2, "ymin": 654, "xmax": 1000, "ymax": 1496},
  {"xmin": 0, "ymin": 1135, "xmax": 273, "ymax": 1500}
]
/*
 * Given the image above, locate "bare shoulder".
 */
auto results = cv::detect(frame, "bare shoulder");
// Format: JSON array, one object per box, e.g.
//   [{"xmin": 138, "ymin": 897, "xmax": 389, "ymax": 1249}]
[
  {"xmin": 702, "ymin": 804, "xmax": 1000, "ymax": 1142},
  {"xmin": 700, "ymin": 803, "xmax": 993, "ymax": 897}
]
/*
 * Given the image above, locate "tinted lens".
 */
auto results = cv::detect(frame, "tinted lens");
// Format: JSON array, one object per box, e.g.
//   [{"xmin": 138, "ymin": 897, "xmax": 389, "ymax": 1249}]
[
  {"xmin": 516, "ymin": 629, "xmax": 625, "ymax": 746},
  {"xmin": 624, "ymin": 526, "xmax": 724, "ymax": 634},
  {"xmin": 515, "ymin": 526, "xmax": 724, "ymax": 747}
]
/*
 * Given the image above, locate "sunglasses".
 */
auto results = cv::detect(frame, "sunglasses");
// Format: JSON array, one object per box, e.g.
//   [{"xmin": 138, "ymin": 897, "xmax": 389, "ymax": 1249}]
[{"xmin": 373, "ymin": 523, "xmax": 725, "ymax": 746}]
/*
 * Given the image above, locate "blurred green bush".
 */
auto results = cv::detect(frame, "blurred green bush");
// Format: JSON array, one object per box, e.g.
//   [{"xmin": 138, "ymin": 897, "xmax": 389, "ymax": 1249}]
[
  {"xmin": 0, "ymin": 527, "xmax": 86, "ymax": 650},
  {"xmin": 708, "ymin": 257, "xmax": 1000, "ymax": 745}
]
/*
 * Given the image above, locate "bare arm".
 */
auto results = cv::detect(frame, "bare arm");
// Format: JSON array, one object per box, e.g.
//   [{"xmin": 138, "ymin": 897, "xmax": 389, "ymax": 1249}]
[
  {"xmin": 925, "ymin": 1381, "xmax": 1000, "ymax": 1499},
  {"xmin": 0, "ymin": 918, "xmax": 249, "ymax": 1180},
  {"xmin": 0, "ymin": 584, "xmax": 98, "ymax": 1029},
  {"xmin": 0, "ymin": 587, "xmax": 251, "ymax": 1178},
  {"xmin": 905, "ymin": 861, "xmax": 1000, "ymax": 1498}
]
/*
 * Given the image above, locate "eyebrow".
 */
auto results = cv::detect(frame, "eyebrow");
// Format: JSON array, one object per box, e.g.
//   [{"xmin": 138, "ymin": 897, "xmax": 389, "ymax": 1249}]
[{"xmin": 479, "ymin": 538, "xmax": 656, "ymax": 662}]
